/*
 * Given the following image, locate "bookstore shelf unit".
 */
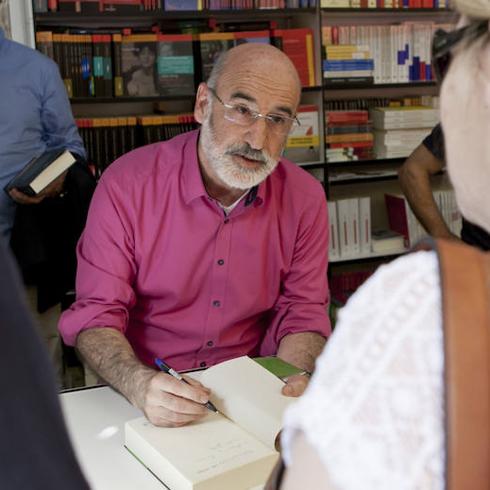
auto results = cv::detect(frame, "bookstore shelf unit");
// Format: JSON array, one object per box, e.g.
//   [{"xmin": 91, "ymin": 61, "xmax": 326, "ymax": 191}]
[{"xmin": 33, "ymin": 2, "xmax": 454, "ymax": 300}]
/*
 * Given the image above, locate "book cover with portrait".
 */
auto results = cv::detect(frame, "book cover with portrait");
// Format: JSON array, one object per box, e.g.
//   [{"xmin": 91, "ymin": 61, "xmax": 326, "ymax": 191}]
[{"xmin": 121, "ymin": 34, "xmax": 158, "ymax": 97}]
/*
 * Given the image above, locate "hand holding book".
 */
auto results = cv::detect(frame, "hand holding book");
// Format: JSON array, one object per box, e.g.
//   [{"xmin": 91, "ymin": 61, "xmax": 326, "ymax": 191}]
[
  {"xmin": 135, "ymin": 365, "xmax": 214, "ymax": 428},
  {"xmin": 5, "ymin": 149, "xmax": 77, "ymax": 203},
  {"xmin": 8, "ymin": 170, "xmax": 68, "ymax": 205}
]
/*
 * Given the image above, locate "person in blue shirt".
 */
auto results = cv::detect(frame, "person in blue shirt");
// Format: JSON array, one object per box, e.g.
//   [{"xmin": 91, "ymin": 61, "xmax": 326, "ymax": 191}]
[
  {"xmin": 0, "ymin": 26, "xmax": 86, "ymax": 241},
  {"xmin": 0, "ymin": 25, "xmax": 87, "ymax": 382}
]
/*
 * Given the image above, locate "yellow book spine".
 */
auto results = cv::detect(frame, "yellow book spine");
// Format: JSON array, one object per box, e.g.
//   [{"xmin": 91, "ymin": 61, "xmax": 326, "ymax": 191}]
[{"xmin": 306, "ymin": 33, "xmax": 315, "ymax": 87}]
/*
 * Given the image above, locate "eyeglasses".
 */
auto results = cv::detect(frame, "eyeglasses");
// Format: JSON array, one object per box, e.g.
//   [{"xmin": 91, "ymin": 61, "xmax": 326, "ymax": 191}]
[
  {"xmin": 432, "ymin": 20, "xmax": 488, "ymax": 82},
  {"xmin": 207, "ymin": 87, "xmax": 300, "ymax": 136}
]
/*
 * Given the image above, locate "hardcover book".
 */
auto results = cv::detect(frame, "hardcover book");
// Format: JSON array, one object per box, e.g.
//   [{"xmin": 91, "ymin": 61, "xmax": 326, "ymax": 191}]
[
  {"xmin": 5, "ymin": 149, "xmax": 76, "ymax": 197},
  {"xmin": 157, "ymin": 34, "xmax": 195, "ymax": 96},
  {"xmin": 125, "ymin": 356, "xmax": 294, "ymax": 490}
]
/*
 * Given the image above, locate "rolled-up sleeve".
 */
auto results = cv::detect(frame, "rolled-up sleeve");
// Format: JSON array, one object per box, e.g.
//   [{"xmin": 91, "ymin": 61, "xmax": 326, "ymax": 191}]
[
  {"xmin": 59, "ymin": 174, "xmax": 137, "ymax": 346},
  {"xmin": 260, "ymin": 187, "xmax": 331, "ymax": 355}
]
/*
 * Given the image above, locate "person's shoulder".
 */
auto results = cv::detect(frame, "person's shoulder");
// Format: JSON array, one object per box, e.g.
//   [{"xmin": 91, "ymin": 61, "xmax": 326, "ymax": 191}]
[
  {"xmin": 99, "ymin": 131, "xmax": 195, "ymax": 189},
  {"xmin": 273, "ymin": 158, "xmax": 325, "ymax": 201},
  {"xmin": 5, "ymin": 38, "xmax": 54, "ymax": 67}
]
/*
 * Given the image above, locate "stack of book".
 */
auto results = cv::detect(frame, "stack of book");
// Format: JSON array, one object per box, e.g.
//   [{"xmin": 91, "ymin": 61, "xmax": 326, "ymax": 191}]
[
  {"xmin": 323, "ymin": 44, "xmax": 374, "ymax": 85},
  {"xmin": 371, "ymin": 229, "xmax": 405, "ymax": 253},
  {"xmin": 325, "ymin": 110, "xmax": 374, "ymax": 163},
  {"xmin": 370, "ymin": 106, "xmax": 439, "ymax": 158}
]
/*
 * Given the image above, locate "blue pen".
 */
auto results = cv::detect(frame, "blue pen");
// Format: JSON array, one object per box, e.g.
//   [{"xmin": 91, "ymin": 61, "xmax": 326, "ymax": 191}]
[{"xmin": 154, "ymin": 357, "xmax": 219, "ymax": 413}]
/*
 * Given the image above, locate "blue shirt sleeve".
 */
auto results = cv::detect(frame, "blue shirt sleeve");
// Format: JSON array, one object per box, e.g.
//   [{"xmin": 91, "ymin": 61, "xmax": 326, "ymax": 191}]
[{"xmin": 40, "ymin": 60, "xmax": 87, "ymax": 159}]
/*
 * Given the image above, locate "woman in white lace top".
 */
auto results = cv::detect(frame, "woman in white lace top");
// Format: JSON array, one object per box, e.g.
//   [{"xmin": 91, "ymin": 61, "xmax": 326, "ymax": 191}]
[{"xmin": 280, "ymin": 1, "xmax": 490, "ymax": 488}]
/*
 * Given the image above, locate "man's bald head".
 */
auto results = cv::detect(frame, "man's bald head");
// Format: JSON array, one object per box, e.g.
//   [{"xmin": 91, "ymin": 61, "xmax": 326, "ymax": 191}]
[{"xmin": 207, "ymin": 43, "xmax": 301, "ymax": 106}]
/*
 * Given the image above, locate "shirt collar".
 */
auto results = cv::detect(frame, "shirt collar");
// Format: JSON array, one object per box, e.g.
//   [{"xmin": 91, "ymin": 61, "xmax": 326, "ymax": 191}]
[{"xmin": 181, "ymin": 129, "xmax": 266, "ymax": 208}]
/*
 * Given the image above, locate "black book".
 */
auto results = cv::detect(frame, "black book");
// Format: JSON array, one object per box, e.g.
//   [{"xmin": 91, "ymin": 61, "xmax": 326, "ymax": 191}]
[{"xmin": 5, "ymin": 150, "xmax": 77, "ymax": 197}]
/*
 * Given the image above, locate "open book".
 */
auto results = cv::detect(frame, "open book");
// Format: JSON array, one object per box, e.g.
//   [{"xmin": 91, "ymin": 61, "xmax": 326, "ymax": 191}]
[{"xmin": 125, "ymin": 356, "xmax": 295, "ymax": 490}]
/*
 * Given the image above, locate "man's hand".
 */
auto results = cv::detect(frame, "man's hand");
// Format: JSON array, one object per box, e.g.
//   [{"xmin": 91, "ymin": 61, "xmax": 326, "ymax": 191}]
[
  {"xmin": 8, "ymin": 171, "xmax": 67, "ymax": 205},
  {"xmin": 132, "ymin": 369, "xmax": 213, "ymax": 427},
  {"xmin": 281, "ymin": 373, "xmax": 310, "ymax": 398},
  {"xmin": 76, "ymin": 328, "xmax": 214, "ymax": 428}
]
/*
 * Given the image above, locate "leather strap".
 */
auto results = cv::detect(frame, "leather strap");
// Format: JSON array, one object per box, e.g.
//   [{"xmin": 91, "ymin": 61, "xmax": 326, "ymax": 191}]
[{"xmin": 437, "ymin": 239, "xmax": 490, "ymax": 490}]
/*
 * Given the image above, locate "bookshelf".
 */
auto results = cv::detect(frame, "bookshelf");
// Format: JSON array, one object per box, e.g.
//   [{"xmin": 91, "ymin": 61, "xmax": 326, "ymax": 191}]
[{"xmin": 32, "ymin": 1, "xmax": 455, "ymax": 306}]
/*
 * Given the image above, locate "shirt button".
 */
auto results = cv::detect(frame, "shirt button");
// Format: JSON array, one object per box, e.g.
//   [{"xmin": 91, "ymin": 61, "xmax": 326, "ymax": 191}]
[
  {"xmin": 200, "ymin": 361, "xmax": 207, "ymax": 368},
  {"xmin": 213, "ymin": 300, "xmax": 221, "ymax": 307},
  {"xmin": 217, "ymin": 259, "xmax": 224, "ymax": 266},
  {"xmin": 207, "ymin": 340, "xmax": 214, "ymax": 347},
  {"xmin": 224, "ymin": 219, "xmax": 229, "ymax": 224}
]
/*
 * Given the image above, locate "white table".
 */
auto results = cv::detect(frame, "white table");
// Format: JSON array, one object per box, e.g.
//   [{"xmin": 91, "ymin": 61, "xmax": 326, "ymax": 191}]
[
  {"xmin": 60, "ymin": 386, "xmax": 163, "ymax": 490},
  {"xmin": 60, "ymin": 383, "xmax": 266, "ymax": 490}
]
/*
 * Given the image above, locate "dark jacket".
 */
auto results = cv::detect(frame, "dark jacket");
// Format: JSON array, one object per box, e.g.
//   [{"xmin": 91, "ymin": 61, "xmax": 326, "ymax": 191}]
[{"xmin": 10, "ymin": 162, "xmax": 96, "ymax": 312}]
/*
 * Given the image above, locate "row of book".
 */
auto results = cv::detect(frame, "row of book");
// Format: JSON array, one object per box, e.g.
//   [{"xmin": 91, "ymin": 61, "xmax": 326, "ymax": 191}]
[
  {"xmin": 324, "ymin": 95, "xmax": 438, "ymax": 111},
  {"xmin": 36, "ymin": 27, "xmax": 315, "ymax": 98},
  {"xmin": 386, "ymin": 190, "xmax": 461, "ymax": 248},
  {"xmin": 75, "ymin": 104, "xmax": 321, "ymax": 171},
  {"xmin": 328, "ymin": 189, "xmax": 460, "ymax": 261},
  {"xmin": 328, "ymin": 197, "xmax": 372, "ymax": 260},
  {"xmin": 322, "ymin": 22, "xmax": 453, "ymax": 84},
  {"xmin": 34, "ymin": 0, "xmax": 317, "ymax": 13},
  {"xmin": 75, "ymin": 114, "xmax": 198, "ymax": 170},
  {"xmin": 321, "ymin": 0, "xmax": 447, "ymax": 7}
]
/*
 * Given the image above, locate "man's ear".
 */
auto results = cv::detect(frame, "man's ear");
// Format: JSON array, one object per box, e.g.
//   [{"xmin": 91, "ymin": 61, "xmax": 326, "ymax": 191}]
[{"xmin": 194, "ymin": 82, "xmax": 209, "ymax": 124}]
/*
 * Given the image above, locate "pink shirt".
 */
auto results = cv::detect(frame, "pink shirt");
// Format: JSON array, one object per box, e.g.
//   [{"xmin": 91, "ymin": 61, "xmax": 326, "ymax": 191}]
[{"xmin": 59, "ymin": 130, "xmax": 330, "ymax": 371}]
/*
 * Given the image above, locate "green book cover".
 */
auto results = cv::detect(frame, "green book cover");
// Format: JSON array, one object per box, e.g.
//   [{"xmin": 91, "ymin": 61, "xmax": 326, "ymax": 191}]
[{"xmin": 253, "ymin": 356, "xmax": 304, "ymax": 380}]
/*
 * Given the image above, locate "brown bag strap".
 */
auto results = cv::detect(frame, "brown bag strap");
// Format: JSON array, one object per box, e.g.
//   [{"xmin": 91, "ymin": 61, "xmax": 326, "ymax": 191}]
[{"xmin": 436, "ymin": 239, "xmax": 490, "ymax": 490}]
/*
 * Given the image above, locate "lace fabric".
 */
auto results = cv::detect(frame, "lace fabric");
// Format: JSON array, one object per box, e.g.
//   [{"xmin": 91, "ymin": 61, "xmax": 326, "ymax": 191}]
[{"xmin": 282, "ymin": 250, "xmax": 444, "ymax": 490}]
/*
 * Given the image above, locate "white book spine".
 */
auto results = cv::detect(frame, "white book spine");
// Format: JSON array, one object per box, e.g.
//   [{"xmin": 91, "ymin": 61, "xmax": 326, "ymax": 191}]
[
  {"xmin": 337, "ymin": 199, "xmax": 352, "ymax": 258},
  {"xmin": 359, "ymin": 197, "xmax": 371, "ymax": 254},
  {"xmin": 328, "ymin": 201, "xmax": 340, "ymax": 261},
  {"xmin": 349, "ymin": 198, "xmax": 361, "ymax": 256}
]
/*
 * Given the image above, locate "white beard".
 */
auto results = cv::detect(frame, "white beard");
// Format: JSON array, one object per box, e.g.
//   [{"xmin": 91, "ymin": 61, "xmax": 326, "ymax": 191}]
[{"xmin": 199, "ymin": 114, "xmax": 279, "ymax": 190}]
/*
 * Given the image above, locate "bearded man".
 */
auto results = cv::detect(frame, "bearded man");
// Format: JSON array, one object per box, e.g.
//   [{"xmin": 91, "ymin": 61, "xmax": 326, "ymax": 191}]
[{"xmin": 59, "ymin": 43, "xmax": 330, "ymax": 427}]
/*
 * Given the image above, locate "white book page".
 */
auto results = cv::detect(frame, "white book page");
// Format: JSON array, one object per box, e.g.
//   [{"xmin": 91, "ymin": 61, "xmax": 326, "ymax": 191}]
[
  {"xmin": 31, "ymin": 151, "xmax": 76, "ymax": 193},
  {"xmin": 198, "ymin": 356, "xmax": 294, "ymax": 450},
  {"xmin": 126, "ymin": 414, "xmax": 276, "ymax": 486}
]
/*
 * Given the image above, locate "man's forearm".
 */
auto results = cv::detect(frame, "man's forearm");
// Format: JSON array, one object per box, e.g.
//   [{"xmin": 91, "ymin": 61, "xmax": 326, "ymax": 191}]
[
  {"xmin": 400, "ymin": 172, "xmax": 451, "ymax": 237},
  {"xmin": 398, "ymin": 147, "xmax": 453, "ymax": 238},
  {"xmin": 76, "ymin": 327, "xmax": 155, "ymax": 409},
  {"xmin": 277, "ymin": 332, "xmax": 326, "ymax": 373}
]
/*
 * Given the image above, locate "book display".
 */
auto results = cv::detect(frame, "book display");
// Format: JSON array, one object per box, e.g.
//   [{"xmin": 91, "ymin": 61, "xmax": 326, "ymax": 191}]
[{"xmin": 32, "ymin": 1, "xmax": 456, "ymax": 321}]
